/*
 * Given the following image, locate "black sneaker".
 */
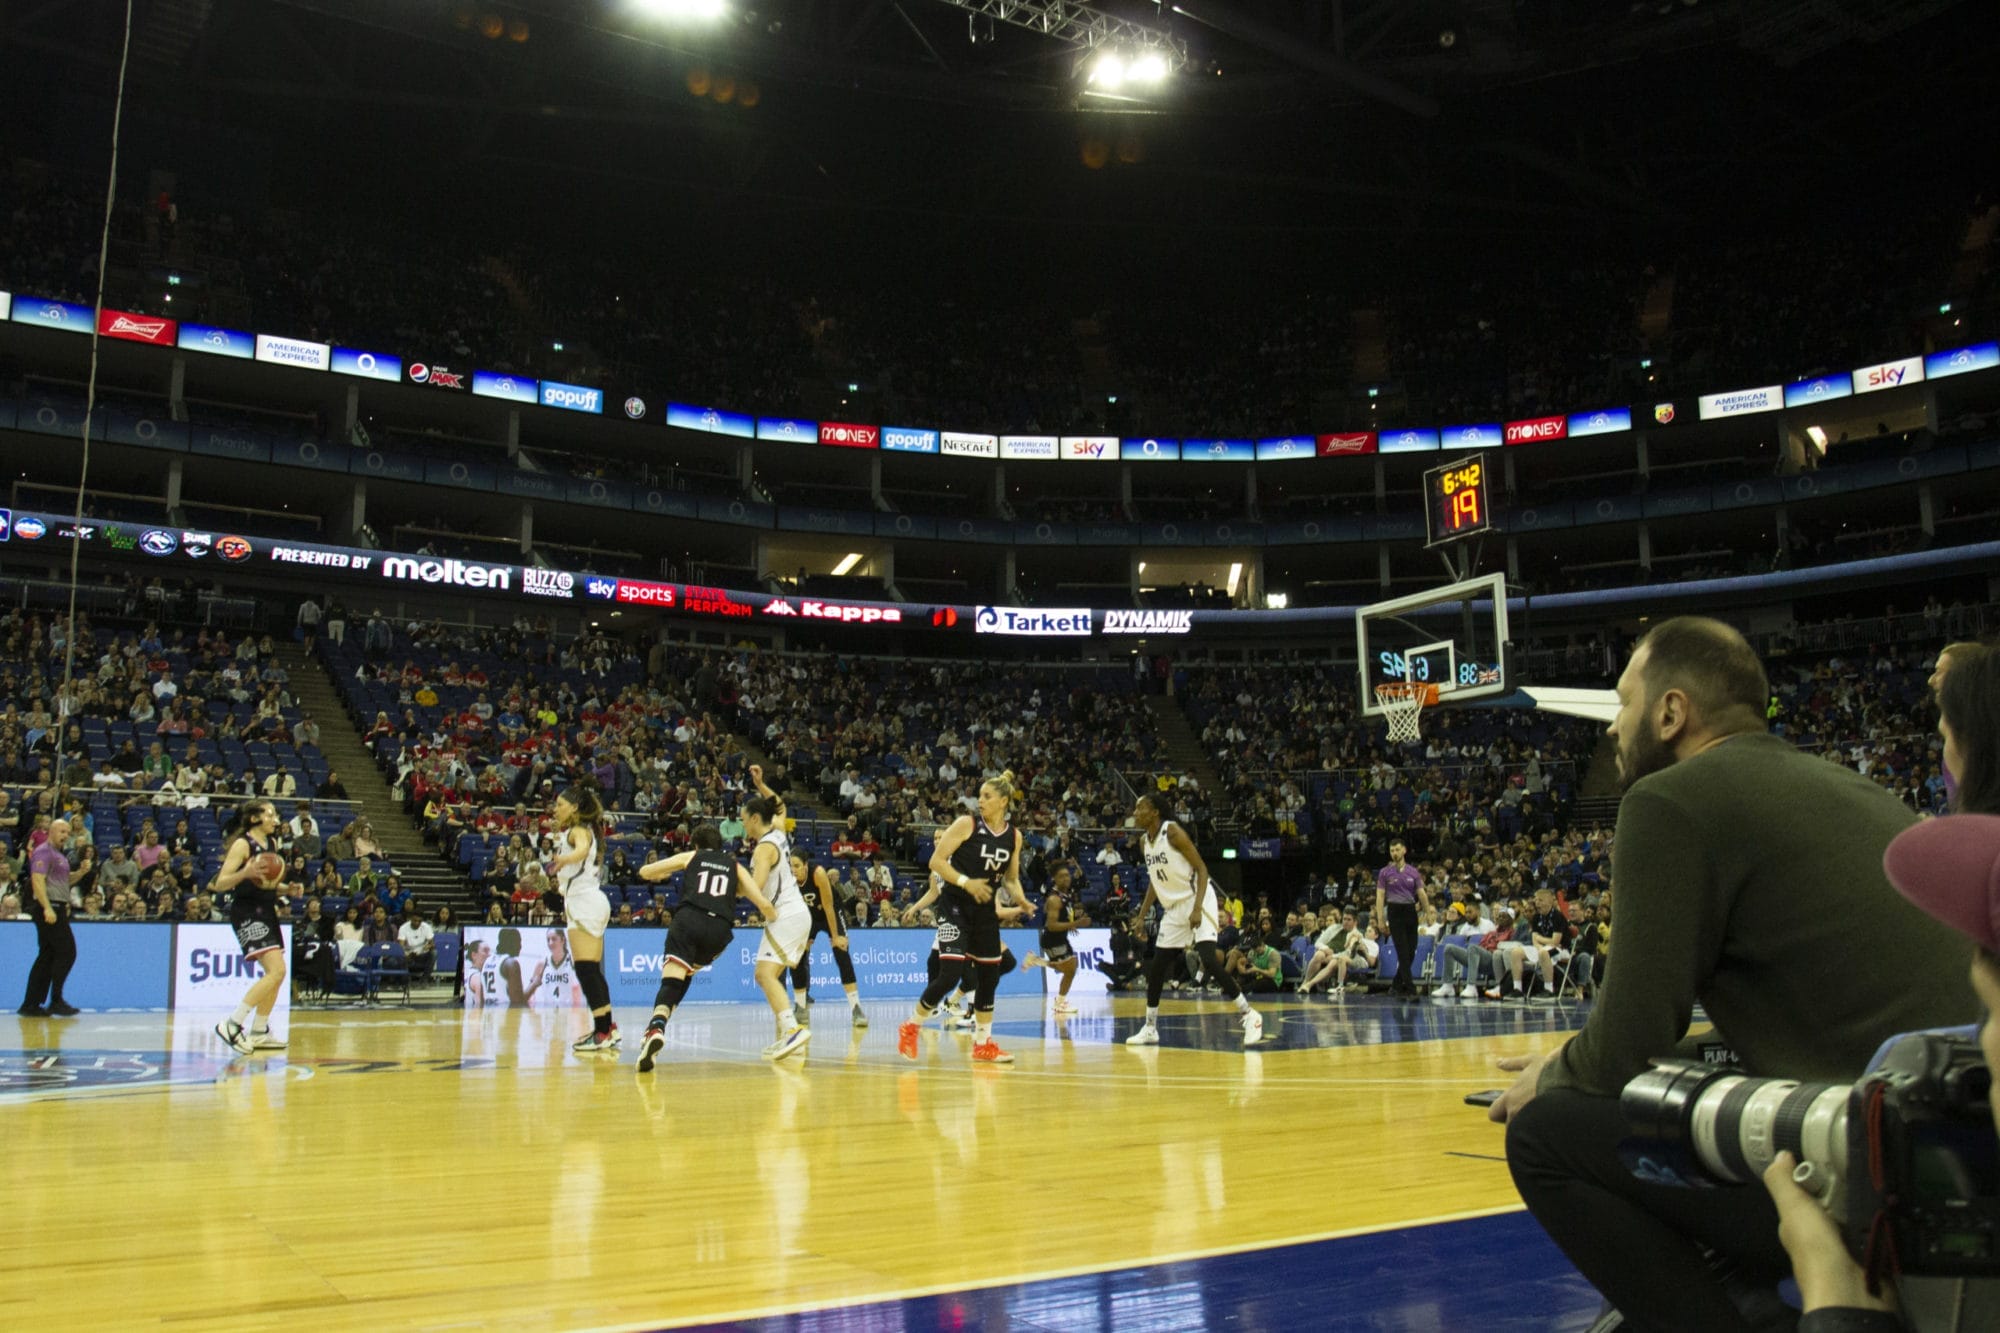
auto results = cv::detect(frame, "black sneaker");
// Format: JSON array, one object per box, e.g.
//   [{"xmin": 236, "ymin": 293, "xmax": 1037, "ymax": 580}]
[
  {"xmin": 48, "ymin": 1002, "xmax": 81, "ymax": 1017},
  {"xmin": 17, "ymin": 1004, "xmax": 48, "ymax": 1018}
]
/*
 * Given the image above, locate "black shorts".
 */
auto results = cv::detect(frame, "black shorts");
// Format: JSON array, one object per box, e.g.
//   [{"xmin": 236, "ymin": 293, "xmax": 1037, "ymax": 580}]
[
  {"xmin": 1038, "ymin": 936, "xmax": 1075, "ymax": 963},
  {"xmin": 664, "ymin": 907, "xmax": 735, "ymax": 973},
  {"xmin": 807, "ymin": 907, "xmax": 847, "ymax": 946},
  {"xmin": 937, "ymin": 898, "xmax": 1002, "ymax": 964},
  {"xmin": 230, "ymin": 898, "xmax": 283, "ymax": 958}
]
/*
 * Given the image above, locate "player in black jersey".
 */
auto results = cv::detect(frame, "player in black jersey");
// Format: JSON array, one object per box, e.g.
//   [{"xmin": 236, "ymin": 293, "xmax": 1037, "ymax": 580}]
[
  {"xmin": 1025, "ymin": 864, "xmax": 1089, "ymax": 1014},
  {"xmin": 899, "ymin": 770, "xmax": 1029, "ymax": 1065},
  {"xmin": 787, "ymin": 851, "xmax": 867, "ymax": 1029},
  {"xmin": 211, "ymin": 799, "xmax": 288, "ymax": 1054},
  {"xmin": 632, "ymin": 824, "xmax": 778, "ymax": 1073}
]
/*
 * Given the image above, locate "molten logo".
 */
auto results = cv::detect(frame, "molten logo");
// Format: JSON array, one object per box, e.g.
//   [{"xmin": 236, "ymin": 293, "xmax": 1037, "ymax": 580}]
[{"xmin": 381, "ymin": 556, "xmax": 512, "ymax": 590}]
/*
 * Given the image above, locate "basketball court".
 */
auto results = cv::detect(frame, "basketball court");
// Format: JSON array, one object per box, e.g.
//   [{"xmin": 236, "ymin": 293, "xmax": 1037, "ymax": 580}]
[{"xmin": 3, "ymin": 994, "xmax": 1599, "ymax": 1331}]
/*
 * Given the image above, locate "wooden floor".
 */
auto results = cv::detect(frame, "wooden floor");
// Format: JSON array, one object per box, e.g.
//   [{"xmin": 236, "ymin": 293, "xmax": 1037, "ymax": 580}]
[{"xmin": 0, "ymin": 995, "xmax": 1585, "ymax": 1331}]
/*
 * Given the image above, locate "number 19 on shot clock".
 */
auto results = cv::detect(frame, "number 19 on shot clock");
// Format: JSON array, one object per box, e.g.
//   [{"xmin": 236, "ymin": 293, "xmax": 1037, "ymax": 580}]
[{"xmin": 1422, "ymin": 455, "xmax": 1493, "ymax": 546}]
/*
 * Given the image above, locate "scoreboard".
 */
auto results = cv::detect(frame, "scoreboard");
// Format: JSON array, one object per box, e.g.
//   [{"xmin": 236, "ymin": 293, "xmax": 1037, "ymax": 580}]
[{"xmin": 1422, "ymin": 455, "xmax": 1492, "ymax": 546}]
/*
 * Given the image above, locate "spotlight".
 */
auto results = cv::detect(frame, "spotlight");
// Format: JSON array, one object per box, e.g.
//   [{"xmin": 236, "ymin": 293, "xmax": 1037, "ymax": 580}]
[
  {"xmin": 1130, "ymin": 52, "xmax": 1169, "ymax": 83},
  {"xmin": 635, "ymin": 0, "xmax": 727, "ymax": 19},
  {"xmin": 1090, "ymin": 52, "xmax": 1126, "ymax": 89}
]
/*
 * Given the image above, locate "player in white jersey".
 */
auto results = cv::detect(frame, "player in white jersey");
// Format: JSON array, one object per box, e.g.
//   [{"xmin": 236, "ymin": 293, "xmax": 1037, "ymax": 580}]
[
  {"xmin": 746, "ymin": 765, "xmax": 812, "ymax": 1059},
  {"xmin": 535, "ymin": 929, "xmax": 580, "ymax": 1009},
  {"xmin": 1125, "ymin": 791, "xmax": 1263, "ymax": 1048},
  {"xmin": 551, "ymin": 784, "xmax": 619, "ymax": 1054}
]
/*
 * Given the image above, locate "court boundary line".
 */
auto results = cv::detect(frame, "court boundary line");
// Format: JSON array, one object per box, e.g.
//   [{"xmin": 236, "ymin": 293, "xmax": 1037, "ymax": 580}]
[{"xmin": 565, "ymin": 1203, "xmax": 1533, "ymax": 1333}]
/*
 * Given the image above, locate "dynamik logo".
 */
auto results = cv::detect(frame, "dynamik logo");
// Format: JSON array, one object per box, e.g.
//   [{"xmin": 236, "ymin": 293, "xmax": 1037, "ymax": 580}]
[
  {"xmin": 381, "ymin": 556, "xmax": 512, "ymax": 590},
  {"xmin": 522, "ymin": 568, "xmax": 574, "ymax": 599},
  {"xmin": 1102, "ymin": 610, "xmax": 1193, "ymax": 634}
]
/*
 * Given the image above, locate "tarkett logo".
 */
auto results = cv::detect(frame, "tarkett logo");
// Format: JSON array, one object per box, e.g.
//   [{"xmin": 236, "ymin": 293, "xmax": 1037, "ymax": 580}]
[
  {"xmin": 975, "ymin": 606, "xmax": 1092, "ymax": 637},
  {"xmin": 382, "ymin": 555, "xmax": 511, "ymax": 590}
]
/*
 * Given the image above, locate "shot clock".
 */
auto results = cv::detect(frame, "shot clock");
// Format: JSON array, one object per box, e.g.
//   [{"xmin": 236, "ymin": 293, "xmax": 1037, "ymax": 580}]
[{"xmin": 1422, "ymin": 455, "xmax": 1492, "ymax": 546}]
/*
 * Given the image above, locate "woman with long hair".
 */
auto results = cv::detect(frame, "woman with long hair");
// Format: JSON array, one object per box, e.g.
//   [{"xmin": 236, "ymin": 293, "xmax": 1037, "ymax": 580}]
[
  {"xmin": 211, "ymin": 799, "xmax": 288, "ymax": 1054},
  {"xmin": 550, "ymin": 782, "xmax": 617, "ymax": 1054}
]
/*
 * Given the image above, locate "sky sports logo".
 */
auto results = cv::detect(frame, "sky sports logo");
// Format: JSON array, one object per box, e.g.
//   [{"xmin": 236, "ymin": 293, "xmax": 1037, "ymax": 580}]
[{"xmin": 540, "ymin": 381, "xmax": 603, "ymax": 414}]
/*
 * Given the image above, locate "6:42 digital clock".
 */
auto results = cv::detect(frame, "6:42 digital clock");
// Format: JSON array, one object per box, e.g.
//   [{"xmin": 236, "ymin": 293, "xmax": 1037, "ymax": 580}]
[{"xmin": 1422, "ymin": 455, "xmax": 1493, "ymax": 547}]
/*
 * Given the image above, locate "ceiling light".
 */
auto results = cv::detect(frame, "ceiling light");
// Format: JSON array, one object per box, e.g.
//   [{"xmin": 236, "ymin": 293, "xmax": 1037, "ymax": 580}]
[
  {"xmin": 831, "ymin": 553, "xmax": 864, "ymax": 576},
  {"xmin": 1090, "ymin": 52, "xmax": 1125, "ymax": 89}
]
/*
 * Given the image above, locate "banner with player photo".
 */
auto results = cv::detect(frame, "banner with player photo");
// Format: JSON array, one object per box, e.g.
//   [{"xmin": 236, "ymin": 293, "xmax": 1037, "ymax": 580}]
[{"xmin": 462, "ymin": 926, "xmax": 1052, "ymax": 1005}]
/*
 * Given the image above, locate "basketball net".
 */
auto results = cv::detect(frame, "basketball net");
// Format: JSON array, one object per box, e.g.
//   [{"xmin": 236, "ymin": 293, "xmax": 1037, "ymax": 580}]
[{"xmin": 1375, "ymin": 683, "xmax": 1433, "ymax": 744}]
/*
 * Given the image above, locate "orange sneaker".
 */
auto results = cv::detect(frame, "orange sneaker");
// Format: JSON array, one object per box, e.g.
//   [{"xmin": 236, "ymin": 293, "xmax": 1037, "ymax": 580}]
[
  {"xmin": 971, "ymin": 1041, "xmax": 1014, "ymax": 1065},
  {"xmin": 897, "ymin": 1021, "xmax": 920, "ymax": 1061}
]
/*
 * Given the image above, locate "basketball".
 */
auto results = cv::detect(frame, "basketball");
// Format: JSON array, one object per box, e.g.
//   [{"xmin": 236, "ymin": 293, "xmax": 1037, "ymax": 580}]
[{"xmin": 250, "ymin": 852, "xmax": 285, "ymax": 885}]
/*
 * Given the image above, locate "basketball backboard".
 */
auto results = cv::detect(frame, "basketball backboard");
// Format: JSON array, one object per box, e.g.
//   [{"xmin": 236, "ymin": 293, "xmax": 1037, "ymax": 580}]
[{"xmin": 1355, "ymin": 572, "xmax": 1510, "ymax": 718}]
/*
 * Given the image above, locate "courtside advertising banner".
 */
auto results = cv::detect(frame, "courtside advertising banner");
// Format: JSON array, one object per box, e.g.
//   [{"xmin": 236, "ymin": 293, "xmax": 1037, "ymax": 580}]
[
  {"xmin": 1000, "ymin": 434, "xmax": 1058, "ymax": 460},
  {"xmin": 97, "ymin": 308, "xmax": 176, "ymax": 346},
  {"xmin": 254, "ymin": 334, "xmax": 331, "ymax": 372},
  {"xmin": 667, "ymin": 403, "xmax": 756, "ymax": 438},
  {"xmin": 1060, "ymin": 436, "xmax": 1120, "ymax": 461},
  {"xmin": 177, "ymin": 323, "xmax": 255, "ymax": 359},
  {"xmin": 1782, "ymin": 375, "xmax": 1852, "ymax": 409},
  {"xmin": 1851, "ymin": 355, "xmax": 1923, "ymax": 395},
  {"xmin": 464, "ymin": 926, "xmax": 1046, "ymax": 1005},
  {"xmin": 10, "ymin": 296, "xmax": 94, "ymax": 334},
  {"xmin": 330, "ymin": 347, "xmax": 402, "ymax": 382},
  {"xmin": 1925, "ymin": 341, "xmax": 2000, "ymax": 381},
  {"xmin": 1255, "ymin": 436, "xmax": 1315, "ymax": 461},
  {"xmin": 1697, "ymin": 385, "xmax": 1783, "ymax": 419},
  {"xmin": 172, "ymin": 923, "xmax": 292, "ymax": 1013},
  {"xmin": 940, "ymin": 431, "xmax": 999, "ymax": 458},
  {"xmin": 757, "ymin": 416, "xmax": 818, "ymax": 443},
  {"xmin": 1379, "ymin": 428, "xmax": 1441, "ymax": 454},
  {"xmin": 0, "ymin": 922, "xmax": 173, "ymax": 1010},
  {"xmin": 1566, "ymin": 408, "xmax": 1632, "ymax": 438},
  {"xmin": 880, "ymin": 427, "xmax": 939, "ymax": 454},
  {"xmin": 1124, "ymin": 437, "xmax": 1181, "ymax": 460},
  {"xmin": 1317, "ymin": 433, "xmax": 1377, "ymax": 457}
]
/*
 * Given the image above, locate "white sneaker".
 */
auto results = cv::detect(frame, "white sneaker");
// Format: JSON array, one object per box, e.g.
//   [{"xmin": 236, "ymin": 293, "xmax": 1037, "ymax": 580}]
[
  {"xmin": 1053, "ymin": 996, "xmax": 1078, "ymax": 1015},
  {"xmin": 793, "ymin": 1002, "xmax": 809, "ymax": 1028},
  {"xmin": 763, "ymin": 1025, "xmax": 811, "ymax": 1060},
  {"xmin": 852, "ymin": 1006, "xmax": 869, "ymax": 1029},
  {"xmin": 1241, "ymin": 1011, "xmax": 1264, "ymax": 1047},
  {"xmin": 1431, "ymin": 989, "xmax": 1454, "ymax": 1004},
  {"xmin": 214, "ymin": 1019, "xmax": 254, "ymax": 1055},
  {"xmin": 1124, "ymin": 1025, "xmax": 1160, "ymax": 1046},
  {"xmin": 250, "ymin": 1029, "xmax": 287, "ymax": 1049},
  {"xmin": 1460, "ymin": 984, "xmax": 1478, "ymax": 999}
]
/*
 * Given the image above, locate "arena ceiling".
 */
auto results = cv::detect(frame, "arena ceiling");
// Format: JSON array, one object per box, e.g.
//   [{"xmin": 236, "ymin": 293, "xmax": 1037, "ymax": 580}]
[{"xmin": 1, "ymin": 0, "xmax": 1990, "ymax": 259}]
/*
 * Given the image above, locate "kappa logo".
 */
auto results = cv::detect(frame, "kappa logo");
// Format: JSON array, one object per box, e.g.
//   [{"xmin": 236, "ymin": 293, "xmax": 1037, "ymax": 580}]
[{"xmin": 763, "ymin": 599, "xmax": 798, "ymax": 616}]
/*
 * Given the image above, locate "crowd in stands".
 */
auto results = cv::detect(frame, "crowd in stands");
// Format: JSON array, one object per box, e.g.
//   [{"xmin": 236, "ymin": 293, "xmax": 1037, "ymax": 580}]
[{"xmin": 7, "ymin": 158, "xmax": 1990, "ymax": 436}]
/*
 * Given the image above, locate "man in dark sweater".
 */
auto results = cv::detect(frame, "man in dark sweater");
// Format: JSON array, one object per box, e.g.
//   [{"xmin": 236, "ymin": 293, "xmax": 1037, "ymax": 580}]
[{"xmin": 1489, "ymin": 617, "xmax": 1975, "ymax": 1332}]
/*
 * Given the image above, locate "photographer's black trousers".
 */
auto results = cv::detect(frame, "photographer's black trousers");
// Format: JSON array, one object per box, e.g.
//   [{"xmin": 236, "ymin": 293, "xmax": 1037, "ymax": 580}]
[{"xmin": 1507, "ymin": 1088, "xmax": 1792, "ymax": 1333}]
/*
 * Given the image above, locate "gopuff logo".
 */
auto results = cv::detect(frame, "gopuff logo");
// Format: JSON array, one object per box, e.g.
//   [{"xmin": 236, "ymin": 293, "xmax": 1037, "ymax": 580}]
[
  {"xmin": 624, "ymin": 397, "xmax": 646, "ymax": 420},
  {"xmin": 139, "ymin": 529, "xmax": 179, "ymax": 556},
  {"xmin": 542, "ymin": 385, "xmax": 601, "ymax": 412},
  {"xmin": 16, "ymin": 516, "xmax": 47, "ymax": 540},
  {"xmin": 584, "ymin": 578, "xmax": 618, "ymax": 600}
]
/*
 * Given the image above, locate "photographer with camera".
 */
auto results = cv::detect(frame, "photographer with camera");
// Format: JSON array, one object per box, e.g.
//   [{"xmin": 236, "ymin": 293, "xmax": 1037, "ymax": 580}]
[
  {"xmin": 1489, "ymin": 618, "xmax": 1976, "ymax": 1331},
  {"xmin": 1751, "ymin": 643, "xmax": 2000, "ymax": 1330}
]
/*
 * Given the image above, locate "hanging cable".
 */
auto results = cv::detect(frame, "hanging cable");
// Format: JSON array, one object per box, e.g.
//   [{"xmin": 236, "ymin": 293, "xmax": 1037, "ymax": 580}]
[{"xmin": 60, "ymin": 0, "xmax": 137, "ymax": 718}]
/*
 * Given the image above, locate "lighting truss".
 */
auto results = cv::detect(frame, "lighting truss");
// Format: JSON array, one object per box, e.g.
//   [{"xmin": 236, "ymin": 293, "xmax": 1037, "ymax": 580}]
[{"xmin": 928, "ymin": 0, "xmax": 1190, "ymax": 72}]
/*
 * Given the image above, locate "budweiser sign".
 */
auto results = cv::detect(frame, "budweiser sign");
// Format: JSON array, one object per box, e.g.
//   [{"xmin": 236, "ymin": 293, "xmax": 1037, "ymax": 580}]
[
  {"xmin": 1317, "ymin": 432, "xmax": 1377, "ymax": 456},
  {"xmin": 98, "ymin": 309, "xmax": 177, "ymax": 346}
]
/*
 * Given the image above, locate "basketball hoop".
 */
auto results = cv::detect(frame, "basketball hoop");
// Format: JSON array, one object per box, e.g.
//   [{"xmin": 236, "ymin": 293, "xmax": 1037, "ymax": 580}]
[{"xmin": 1375, "ymin": 682, "xmax": 1438, "ymax": 744}]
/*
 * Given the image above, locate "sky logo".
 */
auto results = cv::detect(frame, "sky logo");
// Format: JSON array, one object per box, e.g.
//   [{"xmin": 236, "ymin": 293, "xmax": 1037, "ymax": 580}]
[{"xmin": 585, "ymin": 577, "xmax": 618, "ymax": 600}]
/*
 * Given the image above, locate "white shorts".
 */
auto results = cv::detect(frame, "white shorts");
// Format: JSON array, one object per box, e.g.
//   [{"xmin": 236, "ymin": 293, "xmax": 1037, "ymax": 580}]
[
  {"xmin": 564, "ymin": 886, "xmax": 611, "ymax": 938},
  {"xmin": 755, "ymin": 909, "xmax": 813, "ymax": 968},
  {"xmin": 1155, "ymin": 889, "xmax": 1219, "ymax": 950}
]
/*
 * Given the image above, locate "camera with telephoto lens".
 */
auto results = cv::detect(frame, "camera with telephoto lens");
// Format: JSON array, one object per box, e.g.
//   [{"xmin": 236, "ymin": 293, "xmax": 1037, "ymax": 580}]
[{"xmin": 1619, "ymin": 1033, "xmax": 2000, "ymax": 1278}]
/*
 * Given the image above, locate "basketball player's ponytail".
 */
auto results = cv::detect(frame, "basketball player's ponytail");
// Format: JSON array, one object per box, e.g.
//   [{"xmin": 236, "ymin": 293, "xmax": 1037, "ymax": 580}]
[
  {"xmin": 223, "ymin": 799, "xmax": 271, "ymax": 844},
  {"xmin": 559, "ymin": 781, "xmax": 606, "ymax": 844},
  {"xmin": 988, "ymin": 769, "xmax": 1021, "ymax": 805}
]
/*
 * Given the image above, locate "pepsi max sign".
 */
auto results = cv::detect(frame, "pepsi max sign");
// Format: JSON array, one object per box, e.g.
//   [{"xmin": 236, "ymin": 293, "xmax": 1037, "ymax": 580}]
[
  {"xmin": 539, "ymin": 380, "xmax": 603, "ymax": 414},
  {"xmin": 464, "ymin": 369, "xmax": 532, "ymax": 401},
  {"xmin": 881, "ymin": 427, "xmax": 939, "ymax": 454},
  {"xmin": 412, "ymin": 363, "xmax": 472, "ymax": 393},
  {"xmin": 331, "ymin": 347, "xmax": 402, "ymax": 382},
  {"xmin": 177, "ymin": 324, "xmax": 254, "ymax": 359}
]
